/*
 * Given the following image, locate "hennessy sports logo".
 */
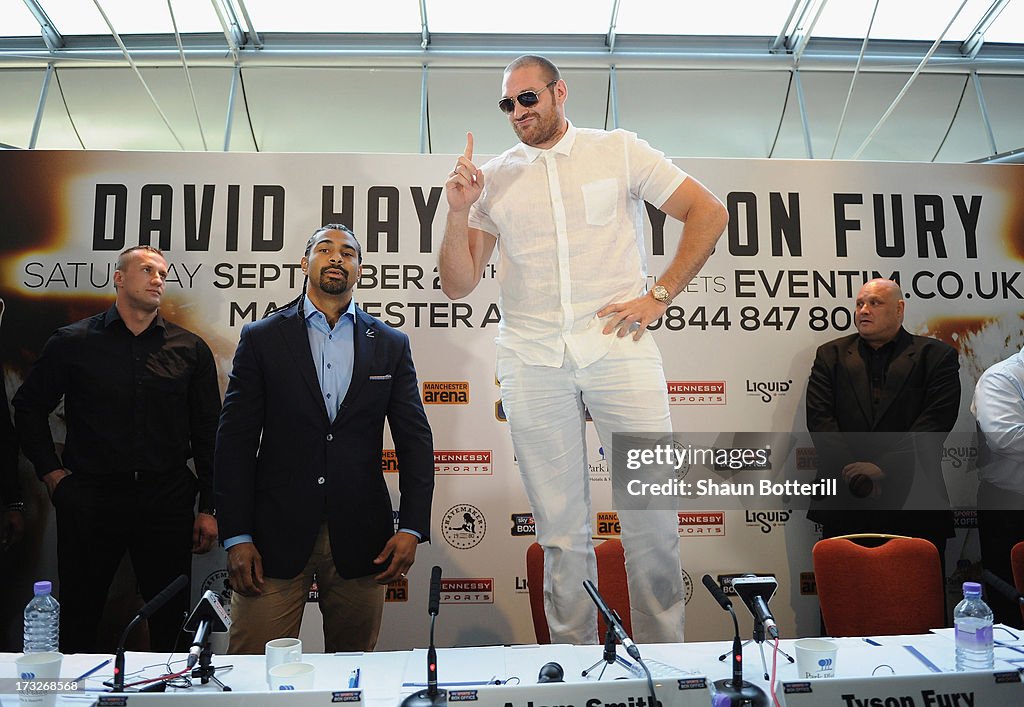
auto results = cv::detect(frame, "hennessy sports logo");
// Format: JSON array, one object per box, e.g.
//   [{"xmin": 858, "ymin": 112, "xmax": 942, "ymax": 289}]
[
  {"xmin": 595, "ymin": 511, "xmax": 621, "ymax": 537},
  {"xmin": 677, "ymin": 511, "xmax": 725, "ymax": 537},
  {"xmin": 440, "ymin": 578, "xmax": 494, "ymax": 604},
  {"xmin": 435, "ymin": 450, "xmax": 492, "ymax": 475},
  {"xmin": 667, "ymin": 381, "xmax": 726, "ymax": 405},
  {"xmin": 423, "ymin": 381, "xmax": 469, "ymax": 404},
  {"xmin": 381, "ymin": 449, "xmax": 398, "ymax": 473}
]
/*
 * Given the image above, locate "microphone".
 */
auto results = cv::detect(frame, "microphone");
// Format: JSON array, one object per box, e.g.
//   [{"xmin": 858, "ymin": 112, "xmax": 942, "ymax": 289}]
[
  {"xmin": 731, "ymin": 575, "xmax": 780, "ymax": 640},
  {"xmin": 703, "ymin": 573, "xmax": 733, "ymax": 611},
  {"xmin": 428, "ymin": 565, "xmax": 442, "ymax": 616},
  {"xmin": 139, "ymin": 574, "xmax": 189, "ymax": 620},
  {"xmin": 537, "ymin": 662, "xmax": 564, "ymax": 683},
  {"xmin": 583, "ymin": 579, "xmax": 640, "ymax": 660},
  {"xmin": 982, "ymin": 569, "xmax": 1024, "ymax": 606},
  {"xmin": 182, "ymin": 590, "xmax": 232, "ymax": 668},
  {"xmin": 112, "ymin": 574, "xmax": 188, "ymax": 692},
  {"xmin": 401, "ymin": 566, "xmax": 447, "ymax": 707},
  {"xmin": 702, "ymin": 574, "xmax": 769, "ymax": 707}
]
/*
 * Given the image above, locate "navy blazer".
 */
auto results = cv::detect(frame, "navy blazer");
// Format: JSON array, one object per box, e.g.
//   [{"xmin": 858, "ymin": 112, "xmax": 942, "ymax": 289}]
[{"xmin": 215, "ymin": 300, "xmax": 434, "ymax": 579}]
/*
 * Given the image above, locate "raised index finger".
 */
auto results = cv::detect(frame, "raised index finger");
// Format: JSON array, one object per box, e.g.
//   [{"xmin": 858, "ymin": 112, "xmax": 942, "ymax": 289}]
[{"xmin": 464, "ymin": 132, "xmax": 474, "ymax": 161}]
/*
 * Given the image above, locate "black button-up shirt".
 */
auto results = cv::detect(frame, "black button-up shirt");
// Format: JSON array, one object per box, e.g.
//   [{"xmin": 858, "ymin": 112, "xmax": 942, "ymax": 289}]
[{"xmin": 13, "ymin": 305, "xmax": 221, "ymax": 510}]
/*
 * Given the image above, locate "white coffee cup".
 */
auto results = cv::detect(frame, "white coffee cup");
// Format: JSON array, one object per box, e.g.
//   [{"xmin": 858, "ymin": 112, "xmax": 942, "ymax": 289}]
[
  {"xmin": 265, "ymin": 637, "xmax": 302, "ymax": 686},
  {"xmin": 268, "ymin": 661, "xmax": 316, "ymax": 691},
  {"xmin": 15, "ymin": 652, "xmax": 63, "ymax": 707},
  {"xmin": 794, "ymin": 638, "xmax": 838, "ymax": 679}
]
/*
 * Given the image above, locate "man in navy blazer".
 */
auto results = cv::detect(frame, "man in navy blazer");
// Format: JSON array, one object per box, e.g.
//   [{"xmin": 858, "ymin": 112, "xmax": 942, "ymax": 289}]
[
  {"xmin": 806, "ymin": 278, "xmax": 959, "ymax": 560},
  {"xmin": 215, "ymin": 224, "xmax": 434, "ymax": 653}
]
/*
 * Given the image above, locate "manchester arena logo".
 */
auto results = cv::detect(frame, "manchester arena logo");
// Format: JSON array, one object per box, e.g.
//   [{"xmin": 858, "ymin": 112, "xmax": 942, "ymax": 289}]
[
  {"xmin": 800, "ymin": 571, "xmax": 817, "ymax": 596},
  {"xmin": 386, "ymin": 576, "xmax": 409, "ymax": 603},
  {"xmin": 796, "ymin": 447, "xmax": 817, "ymax": 471},
  {"xmin": 677, "ymin": 511, "xmax": 725, "ymax": 538},
  {"xmin": 441, "ymin": 504, "xmax": 487, "ymax": 549},
  {"xmin": 435, "ymin": 450, "xmax": 492, "ymax": 476},
  {"xmin": 511, "ymin": 512, "xmax": 536, "ymax": 536},
  {"xmin": 595, "ymin": 511, "xmax": 621, "ymax": 537},
  {"xmin": 668, "ymin": 381, "xmax": 726, "ymax": 405},
  {"xmin": 423, "ymin": 381, "xmax": 469, "ymax": 404},
  {"xmin": 440, "ymin": 578, "xmax": 494, "ymax": 604},
  {"xmin": 381, "ymin": 449, "xmax": 399, "ymax": 473},
  {"xmin": 745, "ymin": 379, "xmax": 792, "ymax": 404}
]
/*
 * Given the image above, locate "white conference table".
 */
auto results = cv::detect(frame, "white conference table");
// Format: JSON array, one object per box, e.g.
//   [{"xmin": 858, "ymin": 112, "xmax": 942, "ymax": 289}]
[{"xmin": 3, "ymin": 629, "xmax": 1023, "ymax": 706}]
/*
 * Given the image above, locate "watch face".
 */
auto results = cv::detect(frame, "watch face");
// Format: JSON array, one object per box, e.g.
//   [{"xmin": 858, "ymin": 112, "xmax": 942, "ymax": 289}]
[{"xmin": 653, "ymin": 285, "xmax": 670, "ymax": 302}]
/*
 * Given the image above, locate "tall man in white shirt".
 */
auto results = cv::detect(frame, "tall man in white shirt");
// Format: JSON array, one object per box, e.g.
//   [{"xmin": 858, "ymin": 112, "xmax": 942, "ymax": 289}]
[
  {"xmin": 439, "ymin": 55, "xmax": 728, "ymax": 644},
  {"xmin": 972, "ymin": 345, "xmax": 1024, "ymax": 627}
]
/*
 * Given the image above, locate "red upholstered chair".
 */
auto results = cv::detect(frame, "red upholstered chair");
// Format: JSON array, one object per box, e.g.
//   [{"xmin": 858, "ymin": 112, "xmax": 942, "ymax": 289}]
[
  {"xmin": 1011, "ymin": 541, "xmax": 1024, "ymax": 623},
  {"xmin": 812, "ymin": 534, "xmax": 945, "ymax": 637},
  {"xmin": 526, "ymin": 538, "xmax": 632, "ymax": 644}
]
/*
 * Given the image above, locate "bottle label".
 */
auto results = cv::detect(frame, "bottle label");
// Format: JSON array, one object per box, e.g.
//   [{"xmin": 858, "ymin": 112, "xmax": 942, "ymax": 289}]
[{"xmin": 955, "ymin": 617, "xmax": 993, "ymax": 651}]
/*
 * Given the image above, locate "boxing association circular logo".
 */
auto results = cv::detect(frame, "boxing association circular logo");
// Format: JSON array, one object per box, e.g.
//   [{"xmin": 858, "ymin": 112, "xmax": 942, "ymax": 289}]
[{"xmin": 441, "ymin": 503, "xmax": 487, "ymax": 549}]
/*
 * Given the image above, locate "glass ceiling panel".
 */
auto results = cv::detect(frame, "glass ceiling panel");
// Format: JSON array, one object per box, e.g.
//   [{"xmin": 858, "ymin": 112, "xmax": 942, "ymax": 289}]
[
  {"xmin": 1, "ymin": 0, "xmax": 47, "ymax": 37},
  {"xmin": 814, "ymin": 0, "xmax": 995, "ymax": 42},
  {"xmin": 985, "ymin": 0, "xmax": 1024, "ymax": 43},
  {"xmin": 38, "ymin": 0, "xmax": 223, "ymax": 35},
  {"xmin": 426, "ymin": 0, "xmax": 614, "ymax": 34},
  {"xmin": 615, "ymin": 0, "xmax": 796, "ymax": 36},
  {"xmin": 243, "ymin": 0, "xmax": 420, "ymax": 33}
]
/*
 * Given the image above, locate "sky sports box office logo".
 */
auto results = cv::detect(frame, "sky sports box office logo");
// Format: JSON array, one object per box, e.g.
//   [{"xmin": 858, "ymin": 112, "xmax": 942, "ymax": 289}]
[
  {"xmin": 511, "ymin": 513, "xmax": 536, "ymax": 536},
  {"xmin": 667, "ymin": 380, "xmax": 726, "ymax": 405},
  {"xmin": 422, "ymin": 381, "xmax": 469, "ymax": 404}
]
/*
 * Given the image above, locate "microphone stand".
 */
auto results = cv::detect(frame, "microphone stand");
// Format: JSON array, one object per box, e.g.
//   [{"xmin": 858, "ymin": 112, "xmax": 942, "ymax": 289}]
[
  {"xmin": 713, "ymin": 604, "xmax": 769, "ymax": 707},
  {"xmin": 717, "ymin": 616, "xmax": 794, "ymax": 681},
  {"xmin": 190, "ymin": 619, "xmax": 231, "ymax": 691},
  {"xmin": 582, "ymin": 612, "xmax": 624, "ymax": 680}
]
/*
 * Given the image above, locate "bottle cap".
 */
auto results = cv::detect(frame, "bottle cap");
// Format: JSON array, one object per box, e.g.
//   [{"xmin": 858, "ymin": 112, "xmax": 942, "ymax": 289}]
[
  {"xmin": 963, "ymin": 581, "xmax": 982, "ymax": 595},
  {"xmin": 33, "ymin": 581, "xmax": 52, "ymax": 596}
]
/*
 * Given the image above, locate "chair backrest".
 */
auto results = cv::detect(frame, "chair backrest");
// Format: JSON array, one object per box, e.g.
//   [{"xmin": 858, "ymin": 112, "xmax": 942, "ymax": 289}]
[
  {"xmin": 1011, "ymin": 541, "xmax": 1024, "ymax": 623},
  {"xmin": 525, "ymin": 539, "xmax": 632, "ymax": 644},
  {"xmin": 812, "ymin": 535, "xmax": 944, "ymax": 637}
]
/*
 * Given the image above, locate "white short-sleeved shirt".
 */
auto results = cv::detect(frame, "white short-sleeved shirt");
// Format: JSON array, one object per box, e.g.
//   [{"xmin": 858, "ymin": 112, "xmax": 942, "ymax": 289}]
[{"xmin": 469, "ymin": 122, "xmax": 687, "ymax": 368}]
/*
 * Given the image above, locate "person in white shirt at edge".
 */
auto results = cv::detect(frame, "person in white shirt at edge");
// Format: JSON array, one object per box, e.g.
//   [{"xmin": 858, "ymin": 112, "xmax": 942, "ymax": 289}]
[{"xmin": 439, "ymin": 54, "xmax": 728, "ymax": 644}]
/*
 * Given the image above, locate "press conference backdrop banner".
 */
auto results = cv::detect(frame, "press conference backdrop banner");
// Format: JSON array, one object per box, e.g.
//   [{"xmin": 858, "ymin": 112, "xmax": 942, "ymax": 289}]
[{"xmin": 1, "ymin": 151, "xmax": 1021, "ymax": 651}]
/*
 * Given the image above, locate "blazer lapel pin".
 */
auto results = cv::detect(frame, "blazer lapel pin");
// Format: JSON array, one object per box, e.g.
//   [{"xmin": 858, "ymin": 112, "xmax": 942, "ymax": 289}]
[{"xmin": 365, "ymin": 328, "xmax": 375, "ymax": 338}]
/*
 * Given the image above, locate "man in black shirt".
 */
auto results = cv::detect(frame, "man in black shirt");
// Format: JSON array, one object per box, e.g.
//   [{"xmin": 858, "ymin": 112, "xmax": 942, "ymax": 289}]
[
  {"xmin": 13, "ymin": 245, "xmax": 221, "ymax": 654},
  {"xmin": 806, "ymin": 278, "xmax": 960, "ymax": 560}
]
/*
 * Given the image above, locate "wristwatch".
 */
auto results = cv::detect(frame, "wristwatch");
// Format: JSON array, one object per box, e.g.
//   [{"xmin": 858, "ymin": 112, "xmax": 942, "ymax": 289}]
[{"xmin": 651, "ymin": 284, "xmax": 673, "ymax": 305}]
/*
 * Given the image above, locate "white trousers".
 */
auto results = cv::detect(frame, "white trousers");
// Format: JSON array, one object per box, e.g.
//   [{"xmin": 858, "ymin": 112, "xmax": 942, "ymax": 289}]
[{"xmin": 497, "ymin": 335, "xmax": 685, "ymax": 644}]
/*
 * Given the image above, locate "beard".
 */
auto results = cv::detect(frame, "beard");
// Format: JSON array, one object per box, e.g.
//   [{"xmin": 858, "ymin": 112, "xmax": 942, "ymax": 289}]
[
  {"xmin": 512, "ymin": 108, "xmax": 564, "ymax": 147},
  {"xmin": 317, "ymin": 267, "xmax": 349, "ymax": 294}
]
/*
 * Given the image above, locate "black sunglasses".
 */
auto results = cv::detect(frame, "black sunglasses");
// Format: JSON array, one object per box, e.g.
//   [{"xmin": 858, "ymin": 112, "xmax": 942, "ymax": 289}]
[{"xmin": 498, "ymin": 80, "xmax": 558, "ymax": 114}]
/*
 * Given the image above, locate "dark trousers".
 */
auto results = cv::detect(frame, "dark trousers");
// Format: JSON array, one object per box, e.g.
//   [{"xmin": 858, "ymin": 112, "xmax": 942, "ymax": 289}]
[
  {"xmin": 977, "ymin": 481, "xmax": 1024, "ymax": 628},
  {"xmin": 54, "ymin": 469, "xmax": 195, "ymax": 654}
]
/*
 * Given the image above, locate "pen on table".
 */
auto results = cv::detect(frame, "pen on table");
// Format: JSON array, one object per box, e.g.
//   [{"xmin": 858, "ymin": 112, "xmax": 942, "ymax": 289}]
[
  {"xmin": 73, "ymin": 658, "xmax": 112, "ymax": 682},
  {"xmin": 348, "ymin": 667, "xmax": 360, "ymax": 688},
  {"xmin": 862, "ymin": 638, "xmax": 882, "ymax": 646}
]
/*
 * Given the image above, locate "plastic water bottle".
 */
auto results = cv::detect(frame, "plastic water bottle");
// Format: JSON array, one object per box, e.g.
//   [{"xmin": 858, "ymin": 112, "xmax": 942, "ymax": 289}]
[
  {"xmin": 23, "ymin": 580, "xmax": 60, "ymax": 653},
  {"xmin": 954, "ymin": 581, "xmax": 994, "ymax": 671}
]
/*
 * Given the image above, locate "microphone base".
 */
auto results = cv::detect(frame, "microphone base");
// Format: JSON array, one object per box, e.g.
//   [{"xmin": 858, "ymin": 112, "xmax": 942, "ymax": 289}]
[
  {"xmin": 401, "ymin": 688, "xmax": 448, "ymax": 707},
  {"xmin": 713, "ymin": 679, "xmax": 770, "ymax": 707}
]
